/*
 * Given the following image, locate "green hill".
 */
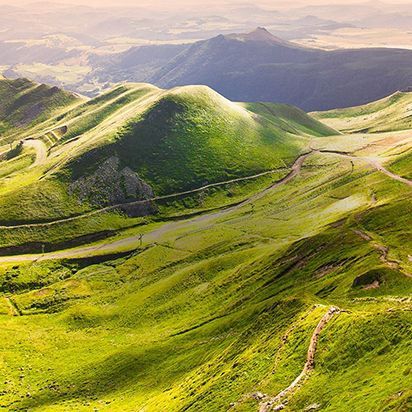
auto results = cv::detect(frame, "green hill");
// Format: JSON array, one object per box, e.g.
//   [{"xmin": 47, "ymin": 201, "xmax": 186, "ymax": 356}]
[
  {"xmin": 65, "ymin": 86, "xmax": 313, "ymax": 195},
  {"xmin": 0, "ymin": 83, "xmax": 337, "ymax": 233},
  {"xmin": 0, "ymin": 82, "xmax": 410, "ymax": 412},
  {"xmin": 0, "ymin": 77, "xmax": 82, "ymax": 143},
  {"xmin": 244, "ymin": 102, "xmax": 339, "ymax": 137},
  {"xmin": 312, "ymin": 90, "xmax": 412, "ymax": 133}
]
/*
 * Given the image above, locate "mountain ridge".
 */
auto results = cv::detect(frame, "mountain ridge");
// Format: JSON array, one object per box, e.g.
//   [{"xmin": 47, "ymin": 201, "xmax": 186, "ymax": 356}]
[
  {"xmin": 88, "ymin": 27, "xmax": 412, "ymax": 111},
  {"xmin": 225, "ymin": 27, "xmax": 297, "ymax": 46}
]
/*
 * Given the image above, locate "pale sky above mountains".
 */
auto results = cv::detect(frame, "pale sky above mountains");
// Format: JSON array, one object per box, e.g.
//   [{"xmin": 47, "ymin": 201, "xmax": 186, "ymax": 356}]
[{"xmin": 3, "ymin": 0, "xmax": 412, "ymax": 7}]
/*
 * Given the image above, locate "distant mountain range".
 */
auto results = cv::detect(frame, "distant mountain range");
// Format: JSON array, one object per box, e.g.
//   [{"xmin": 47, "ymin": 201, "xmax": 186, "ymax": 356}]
[{"xmin": 89, "ymin": 27, "xmax": 412, "ymax": 111}]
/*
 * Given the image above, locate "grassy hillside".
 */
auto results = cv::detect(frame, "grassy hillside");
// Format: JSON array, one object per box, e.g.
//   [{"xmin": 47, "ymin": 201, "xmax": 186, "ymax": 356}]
[
  {"xmin": 312, "ymin": 91, "xmax": 412, "ymax": 133},
  {"xmin": 0, "ymin": 77, "xmax": 82, "ymax": 143},
  {"xmin": 0, "ymin": 83, "xmax": 337, "ymax": 232},
  {"xmin": 243, "ymin": 102, "xmax": 339, "ymax": 137},
  {"xmin": 0, "ymin": 83, "xmax": 410, "ymax": 412},
  {"xmin": 66, "ymin": 85, "xmax": 311, "ymax": 195}
]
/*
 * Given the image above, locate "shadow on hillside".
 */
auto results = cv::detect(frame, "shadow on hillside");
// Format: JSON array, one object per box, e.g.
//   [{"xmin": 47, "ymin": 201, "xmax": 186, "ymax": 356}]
[{"xmin": 16, "ymin": 334, "xmax": 213, "ymax": 410}]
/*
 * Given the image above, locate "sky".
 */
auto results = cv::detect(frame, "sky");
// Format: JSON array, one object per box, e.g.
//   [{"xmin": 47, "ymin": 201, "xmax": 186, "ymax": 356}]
[
  {"xmin": 0, "ymin": 0, "xmax": 409, "ymax": 18},
  {"xmin": 3, "ymin": 0, "xmax": 411, "ymax": 7}
]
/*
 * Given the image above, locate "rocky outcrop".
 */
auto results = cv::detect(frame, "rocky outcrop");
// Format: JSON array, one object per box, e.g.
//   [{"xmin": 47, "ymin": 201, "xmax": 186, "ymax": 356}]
[{"xmin": 69, "ymin": 156, "xmax": 154, "ymax": 208}]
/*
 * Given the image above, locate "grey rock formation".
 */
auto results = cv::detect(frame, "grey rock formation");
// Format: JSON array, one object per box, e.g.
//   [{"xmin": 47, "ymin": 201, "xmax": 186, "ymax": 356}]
[{"xmin": 69, "ymin": 156, "xmax": 154, "ymax": 207}]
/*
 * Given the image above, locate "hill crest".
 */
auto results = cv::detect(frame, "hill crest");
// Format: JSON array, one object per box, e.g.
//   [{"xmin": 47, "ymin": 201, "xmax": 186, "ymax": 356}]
[{"xmin": 225, "ymin": 27, "xmax": 296, "ymax": 47}]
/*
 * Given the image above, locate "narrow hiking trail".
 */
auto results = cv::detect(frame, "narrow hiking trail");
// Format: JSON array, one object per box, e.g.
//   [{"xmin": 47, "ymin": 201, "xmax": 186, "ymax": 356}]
[
  {"xmin": 4, "ymin": 296, "xmax": 20, "ymax": 316},
  {"xmin": 0, "ymin": 152, "xmax": 312, "ymax": 262},
  {"xmin": 369, "ymin": 158, "xmax": 412, "ymax": 187},
  {"xmin": 0, "ymin": 156, "xmax": 303, "ymax": 230},
  {"xmin": 2, "ymin": 147, "xmax": 410, "ymax": 231},
  {"xmin": 352, "ymin": 229, "xmax": 412, "ymax": 278},
  {"xmin": 317, "ymin": 149, "xmax": 412, "ymax": 187},
  {"xmin": 0, "ymin": 139, "xmax": 47, "ymax": 166},
  {"xmin": 257, "ymin": 306, "xmax": 341, "ymax": 412}
]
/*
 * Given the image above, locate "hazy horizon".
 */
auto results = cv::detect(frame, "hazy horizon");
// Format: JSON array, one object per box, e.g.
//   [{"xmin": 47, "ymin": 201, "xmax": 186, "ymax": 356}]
[
  {"xmin": 2, "ymin": 0, "xmax": 412, "ymax": 8},
  {"xmin": 1, "ymin": 0, "xmax": 412, "ymax": 92}
]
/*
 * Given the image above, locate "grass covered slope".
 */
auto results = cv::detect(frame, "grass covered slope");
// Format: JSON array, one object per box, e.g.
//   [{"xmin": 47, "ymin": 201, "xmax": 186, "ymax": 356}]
[
  {"xmin": 0, "ymin": 76, "xmax": 82, "ymax": 142},
  {"xmin": 66, "ymin": 85, "xmax": 318, "ymax": 195},
  {"xmin": 243, "ymin": 102, "xmax": 338, "ymax": 137},
  {"xmin": 0, "ymin": 82, "xmax": 337, "ymax": 228},
  {"xmin": 0, "ymin": 83, "xmax": 411, "ymax": 412},
  {"xmin": 312, "ymin": 90, "xmax": 412, "ymax": 133},
  {"xmin": 0, "ymin": 136, "xmax": 411, "ymax": 411}
]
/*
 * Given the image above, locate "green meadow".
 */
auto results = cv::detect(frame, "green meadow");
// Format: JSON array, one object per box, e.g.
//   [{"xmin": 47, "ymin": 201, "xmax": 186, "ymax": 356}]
[{"xmin": 0, "ymin": 79, "xmax": 410, "ymax": 411}]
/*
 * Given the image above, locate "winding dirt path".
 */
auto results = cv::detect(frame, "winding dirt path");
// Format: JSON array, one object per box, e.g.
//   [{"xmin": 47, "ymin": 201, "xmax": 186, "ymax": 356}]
[
  {"xmin": 4, "ymin": 296, "xmax": 20, "ymax": 316},
  {"xmin": 258, "ymin": 306, "xmax": 340, "ymax": 412},
  {"xmin": 2, "ymin": 147, "xmax": 410, "ymax": 232},
  {"xmin": 0, "ymin": 148, "xmax": 410, "ymax": 263},
  {"xmin": 0, "ymin": 153, "xmax": 312, "ymax": 262},
  {"xmin": 0, "ymin": 140, "xmax": 46, "ymax": 166},
  {"xmin": 0, "ymin": 156, "xmax": 304, "ymax": 230},
  {"xmin": 352, "ymin": 229, "xmax": 412, "ymax": 278},
  {"xmin": 368, "ymin": 159, "xmax": 412, "ymax": 187},
  {"xmin": 23, "ymin": 139, "xmax": 47, "ymax": 168},
  {"xmin": 317, "ymin": 149, "xmax": 412, "ymax": 187}
]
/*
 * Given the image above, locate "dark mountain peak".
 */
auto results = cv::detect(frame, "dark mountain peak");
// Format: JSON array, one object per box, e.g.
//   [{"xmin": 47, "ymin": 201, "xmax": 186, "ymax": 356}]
[
  {"xmin": 247, "ymin": 27, "xmax": 280, "ymax": 41},
  {"xmin": 226, "ymin": 27, "xmax": 290, "ymax": 46}
]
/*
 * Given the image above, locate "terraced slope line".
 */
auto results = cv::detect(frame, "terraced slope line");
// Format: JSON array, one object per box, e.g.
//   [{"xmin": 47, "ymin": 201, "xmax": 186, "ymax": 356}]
[
  {"xmin": 0, "ymin": 77, "xmax": 82, "ymax": 141},
  {"xmin": 259, "ymin": 306, "xmax": 341, "ymax": 412}
]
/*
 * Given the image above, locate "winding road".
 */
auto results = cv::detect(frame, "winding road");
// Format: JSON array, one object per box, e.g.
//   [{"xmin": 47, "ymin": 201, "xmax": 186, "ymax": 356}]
[
  {"xmin": 2, "ymin": 147, "xmax": 410, "ymax": 232},
  {"xmin": 0, "ymin": 152, "xmax": 312, "ymax": 262},
  {"xmin": 0, "ymin": 148, "xmax": 410, "ymax": 263},
  {"xmin": 317, "ymin": 149, "xmax": 412, "ymax": 187},
  {"xmin": 0, "ymin": 156, "xmax": 303, "ymax": 230}
]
